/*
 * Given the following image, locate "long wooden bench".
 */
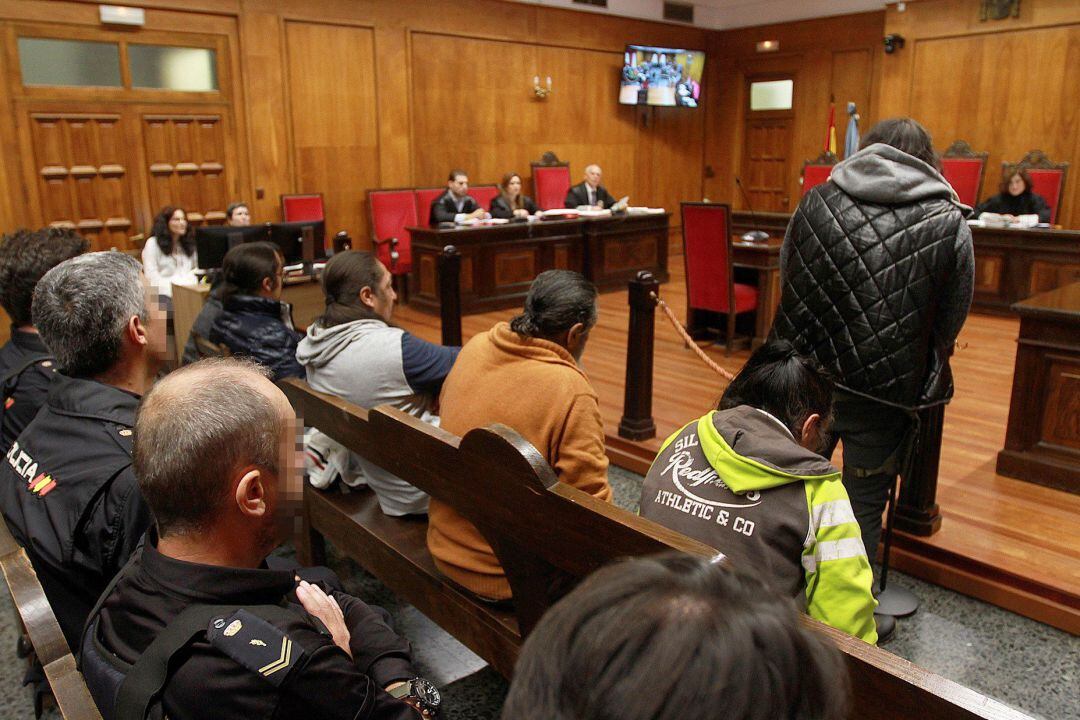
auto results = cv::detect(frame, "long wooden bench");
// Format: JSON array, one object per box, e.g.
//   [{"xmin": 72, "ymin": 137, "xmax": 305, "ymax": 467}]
[
  {"xmin": 281, "ymin": 378, "xmax": 1031, "ymax": 720},
  {"xmin": 0, "ymin": 522, "xmax": 102, "ymax": 720}
]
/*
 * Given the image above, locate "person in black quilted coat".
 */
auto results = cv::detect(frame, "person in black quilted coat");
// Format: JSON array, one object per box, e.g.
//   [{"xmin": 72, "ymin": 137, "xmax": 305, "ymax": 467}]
[
  {"xmin": 770, "ymin": 118, "xmax": 974, "ymax": 562},
  {"xmin": 209, "ymin": 241, "xmax": 305, "ymax": 381}
]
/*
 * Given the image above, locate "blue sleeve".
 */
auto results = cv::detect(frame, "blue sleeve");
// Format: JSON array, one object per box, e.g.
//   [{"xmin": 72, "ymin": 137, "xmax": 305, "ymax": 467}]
[{"xmin": 400, "ymin": 332, "xmax": 459, "ymax": 393}]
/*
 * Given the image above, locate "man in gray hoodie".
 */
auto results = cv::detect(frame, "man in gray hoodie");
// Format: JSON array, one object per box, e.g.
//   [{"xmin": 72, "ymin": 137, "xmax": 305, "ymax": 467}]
[
  {"xmin": 296, "ymin": 251, "xmax": 459, "ymax": 516},
  {"xmin": 770, "ymin": 117, "xmax": 974, "ymax": 565}
]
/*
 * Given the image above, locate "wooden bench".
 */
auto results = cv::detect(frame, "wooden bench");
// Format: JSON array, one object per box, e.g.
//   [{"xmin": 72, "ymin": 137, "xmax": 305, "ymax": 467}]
[
  {"xmin": 281, "ymin": 378, "xmax": 1031, "ymax": 720},
  {"xmin": 0, "ymin": 522, "xmax": 102, "ymax": 720}
]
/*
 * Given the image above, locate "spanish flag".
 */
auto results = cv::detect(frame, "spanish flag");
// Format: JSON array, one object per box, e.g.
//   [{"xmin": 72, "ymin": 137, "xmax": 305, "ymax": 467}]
[{"xmin": 824, "ymin": 102, "xmax": 837, "ymax": 155}]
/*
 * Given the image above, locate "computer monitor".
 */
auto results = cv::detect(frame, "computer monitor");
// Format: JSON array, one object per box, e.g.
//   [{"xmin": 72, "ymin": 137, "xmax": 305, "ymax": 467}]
[
  {"xmin": 194, "ymin": 224, "xmax": 270, "ymax": 270},
  {"xmin": 268, "ymin": 220, "xmax": 326, "ymax": 264}
]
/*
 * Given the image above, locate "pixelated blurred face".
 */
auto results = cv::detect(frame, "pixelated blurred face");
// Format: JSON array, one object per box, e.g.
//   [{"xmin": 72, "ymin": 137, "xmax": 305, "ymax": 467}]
[
  {"xmin": 270, "ymin": 384, "xmax": 305, "ymax": 542},
  {"xmin": 228, "ymin": 205, "xmax": 251, "ymax": 227},
  {"xmin": 168, "ymin": 208, "xmax": 188, "ymax": 239},
  {"xmin": 141, "ymin": 273, "xmax": 169, "ymax": 360},
  {"xmin": 506, "ymin": 175, "xmax": 522, "ymax": 197},
  {"xmin": 1007, "ymin": 173, "xmax": 1025, "ymax": 197},
  {"xmin": 449, "ymin": 174, "xmax": 469, "ymax": 197},
  {"xmin": 585, "ymin": 166, "xmax": 602, "ymax": 188},
  {"xmin": 372, "ymin": 261, "xmax": 397, "ymax": 323}
]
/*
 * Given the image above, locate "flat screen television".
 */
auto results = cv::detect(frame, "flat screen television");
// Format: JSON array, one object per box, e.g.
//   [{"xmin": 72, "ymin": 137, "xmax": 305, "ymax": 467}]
[
  {"xmin": 268, "ymin": 220, "xmax": 327, "ymax": 264},
  {"xmin": 620, "ymin": 45, "xmax": 704, "ymax": 108},
  {"xmin": 195, "ymin": 224, "xmax": 270, "ymax": 270}
]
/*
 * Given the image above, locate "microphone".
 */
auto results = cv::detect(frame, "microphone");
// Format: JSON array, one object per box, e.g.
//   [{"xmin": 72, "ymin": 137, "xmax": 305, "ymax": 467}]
[{"xmin": 735, "ymin": 177, "xmax": 769, "ymax": 242}]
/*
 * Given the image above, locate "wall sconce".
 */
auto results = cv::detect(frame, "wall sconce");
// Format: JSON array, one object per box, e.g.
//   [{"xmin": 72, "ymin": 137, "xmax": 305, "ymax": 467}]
[
  {"xmin": 755, "ymin": 40, "xmax": 780, "ymax": 53},
  {"xmin": 533, "ymin": 75, "xmax": 552, "ymax": 99}
]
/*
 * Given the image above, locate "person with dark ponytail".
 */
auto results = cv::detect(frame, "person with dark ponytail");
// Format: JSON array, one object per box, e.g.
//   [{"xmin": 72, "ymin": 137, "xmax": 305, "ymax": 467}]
[
  {"xmin": 142, "ymin": 206, "xmax": 198, "ymax": 299},
  {"xmin": 428, "ymin": 270, "xmax": 612, "ymax": 601},
  {"xmin": 296, "ymin": 250, "xmax": 460, "ymax": 516},
  {"xmin": 639, "ymin": 340, "xmax": 878, "ymax": 643}
]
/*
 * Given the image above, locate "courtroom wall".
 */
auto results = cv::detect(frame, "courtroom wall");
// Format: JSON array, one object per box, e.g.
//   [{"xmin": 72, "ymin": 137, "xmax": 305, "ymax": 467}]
[{"xmin": 877, "ymin": 0, "xmax": 1080, "ymax": 228}]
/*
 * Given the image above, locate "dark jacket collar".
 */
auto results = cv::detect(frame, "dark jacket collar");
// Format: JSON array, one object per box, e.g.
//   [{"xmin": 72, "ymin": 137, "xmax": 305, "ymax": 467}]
[
  {"xmin": 10, "ymin": 328, "xmax": 50, "ymax": 355},
  {"xmin": 140, "ymin": 538, "xmax": 294, "ymax": 606},
  {"xmin": 223, "ymin": 294, "xmax": 282, "ymax": 316},
  {"xmin": 47, "ymin": 374, "xmax": 140, "ymax": 427}
]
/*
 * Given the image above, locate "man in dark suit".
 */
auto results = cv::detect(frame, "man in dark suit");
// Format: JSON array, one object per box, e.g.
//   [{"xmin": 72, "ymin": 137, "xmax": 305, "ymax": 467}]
[
  {"xmin": 565, "ymin": 165, "xmax": 618, "ymax": 209},
  {"xmin": 430, "ymin": 169, "xmax": 488, "ymax": 226}
]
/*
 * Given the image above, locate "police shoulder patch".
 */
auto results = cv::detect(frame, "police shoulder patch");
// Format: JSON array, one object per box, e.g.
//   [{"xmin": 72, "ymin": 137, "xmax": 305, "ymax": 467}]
[{"xmin": 207, "ymin": 609, "xmax": 305, "ymax": 687}]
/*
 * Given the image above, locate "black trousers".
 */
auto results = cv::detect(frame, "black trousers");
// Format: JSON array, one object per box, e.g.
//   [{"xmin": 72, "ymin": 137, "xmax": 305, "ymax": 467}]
[{"xmin": 824, "ymin": 392, "xmax": 913, "ymax": 563}]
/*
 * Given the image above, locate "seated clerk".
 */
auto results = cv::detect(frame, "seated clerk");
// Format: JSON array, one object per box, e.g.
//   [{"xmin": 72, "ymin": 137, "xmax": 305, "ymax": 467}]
[
  {"xmin": 489, "ymin": 172, "xmax": 538, "ymax": 220},
  {"xmin": 0, "ymin": 227, "xmax": 89, "ymax": 449},
  {"xmin": 297, "ymin": 251, "xmax": 459, "ymax": 516},
  {"xmin": 209, "ymin": 242, "xmax": 304, "ymax": 381},
  {"xmin": 564, "ymin": 164, "xmax": 617, "ymax": 209},
  {"xmin": 225, "ymin": 201, "xmax": 252, "ymax": 227},
  {"xmin": 429, "ymin": 169, "xmax": 488, "ymax": 226},
  {"xmin": 974, "ymin": 169, "xmax": 1052, "ymax": 223},
  {"xmin": 638, "ymin": 340, "xmax": 878, "ymax": 644},
  {"xmin": 142, "ymin": 206, "xmax": 198, "ymax": 300},
  {"xmin": 0, "ymin": 252, "xmax": 162, "ymax": 651},
  {"xmin": 428, "ymin": 270, "xmax": 612, "ymax": 600},
  {"xmin": 81, "ymin": 359, "xmax": 436, "ymax": 720},
  {"xmin": 502, "ymin": 553, "xmax": 849, "ymax": 720}
]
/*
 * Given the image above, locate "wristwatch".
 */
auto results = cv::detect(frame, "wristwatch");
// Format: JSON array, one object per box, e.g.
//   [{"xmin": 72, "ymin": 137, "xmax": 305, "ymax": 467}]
[{"xmin": 388, "ymin": 677, "xmax": 441, "ymax": 715}]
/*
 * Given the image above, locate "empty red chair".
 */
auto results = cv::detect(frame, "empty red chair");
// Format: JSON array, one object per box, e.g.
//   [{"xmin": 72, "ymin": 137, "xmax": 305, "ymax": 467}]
[
  {"xmin": 940, "ymin": 140, "xmax": 987, "ymax": 208},
  {"xmin": 531, "ymin": 153, "xmax": 572, "ymax": 210},
  {"xmin": 368, "ymin": 189, "xmax": 418, "ymax": 274},
  {"xmin": 470, "ymin": 185, "xmax": 500, "ymax": 213},
  {"xmin": 801, "ymin": 151, "xmax": 838, "ymax": 197},
  {"xmin": 681, "ymin": 202, "xmax": 759, "ymax": 354},
  {"xmin": 281, "ymin": 193, "xmax": 325, "ymax": 222}
]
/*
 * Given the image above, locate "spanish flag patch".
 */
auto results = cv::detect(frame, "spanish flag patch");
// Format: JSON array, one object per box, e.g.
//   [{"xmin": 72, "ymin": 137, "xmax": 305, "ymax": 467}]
[
  {"xmin": 4, "ymin": 397, "xmax": 13, "ymax": 409},
  {"xmin": 28, "ymin": 472, "xmax": 56, "ymax": 497}
]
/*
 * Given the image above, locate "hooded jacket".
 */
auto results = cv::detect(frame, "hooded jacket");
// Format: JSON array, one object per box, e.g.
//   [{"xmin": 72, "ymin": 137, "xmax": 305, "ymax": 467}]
[
  {"xmin": 771, "ymin": 143, "xmax": 974, "ymax": 410},
  {"xmin": 428, "ymin": 322, "xmax": 612, "ymax": 600},
  {"xmin": 210, "ymin": 295, "xmax": 304, "ymax": 381},
  {"xmin": 640, "ymin": 406, "xmax": 877, "ymax": 643},
  {"xmin": 296, "ymin": 318, "xmax": 458, "ymax": 517}
]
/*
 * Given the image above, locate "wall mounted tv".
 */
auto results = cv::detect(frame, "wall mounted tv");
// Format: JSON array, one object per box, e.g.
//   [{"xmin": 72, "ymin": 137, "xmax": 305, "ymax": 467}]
[{"xmin": 620, "ymin": 45, "xmax": 704, "ymax": 108}]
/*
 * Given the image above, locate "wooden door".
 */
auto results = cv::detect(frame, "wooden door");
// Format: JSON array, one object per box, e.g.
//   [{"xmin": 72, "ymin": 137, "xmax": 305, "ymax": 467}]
[
  {"xmin": 21, "ymin": 111, "xmax": 136, "ymax": 251},
  {"xmin": 742, "ymin": 117, "xmax": 793, "ymax": 213},
  {"xmin": 142, "ymin": 113, "xmax": 230, "ymax": 225}
]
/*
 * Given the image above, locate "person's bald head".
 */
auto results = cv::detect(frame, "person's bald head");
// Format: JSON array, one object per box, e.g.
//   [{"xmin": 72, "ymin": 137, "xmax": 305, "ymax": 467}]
[
  {"xmin": 134, "ymin": 358, "xmax": 298, "ymax": 538},
  {"xmin": 584, "ymin": 165, "xmax": 602, "ymax": 188}
]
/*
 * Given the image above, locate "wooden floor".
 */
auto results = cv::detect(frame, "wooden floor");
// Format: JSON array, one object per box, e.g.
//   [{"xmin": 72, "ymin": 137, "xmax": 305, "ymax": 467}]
[{"xmin": 394, "ymin": 260, "xmax": 1080, "ymax": 635}]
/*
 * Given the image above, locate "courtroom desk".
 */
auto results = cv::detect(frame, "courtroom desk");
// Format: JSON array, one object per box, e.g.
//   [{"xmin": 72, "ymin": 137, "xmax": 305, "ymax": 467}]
[
  {"xmin": 407, "ymin": 213, "xmax": 669, "ymax": 315},
  {"xmin": 971, "ymin": 225, "xmax": 1080, "ymax": 315},
  {"xmin": 995, "ymin": 282, "xmax": 1080, "ymax": 494},
  {"xmin": 732, "ymin": 236, "xmax": 782, "ymax": 345},
  {"xmin": 170, "ymin": 276, "xmax": 324, "ymax": 365}
]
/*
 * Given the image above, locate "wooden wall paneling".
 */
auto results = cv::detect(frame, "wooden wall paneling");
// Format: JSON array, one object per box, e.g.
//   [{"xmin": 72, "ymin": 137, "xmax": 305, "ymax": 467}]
[
  {"xmin": 284, "ymin": 20, "xmax": 380, "ymax": 241},
  {"xmin": 142, "ymin": 112, "xmax": 232, "ymax": 226}
]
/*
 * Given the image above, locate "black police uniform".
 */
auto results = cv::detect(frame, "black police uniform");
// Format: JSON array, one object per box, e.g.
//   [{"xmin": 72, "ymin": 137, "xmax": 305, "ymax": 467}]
[
  {"xmin": 0, "ymin": 328, "xmax": 57, "ymax": 451},
  {"xmin": 0, "ymin": 374, "xmax": 152, "ymax": 651},
  {"xmin": 87, "ymin": 540, "xmax": 421, "ymax": 720}
]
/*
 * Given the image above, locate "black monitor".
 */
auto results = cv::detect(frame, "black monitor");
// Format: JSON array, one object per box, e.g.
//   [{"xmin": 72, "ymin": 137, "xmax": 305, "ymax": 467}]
[
  {"xmin": 268, "ymin": 220, "xmax": 326, "ymax": 265},
  {"xmin": 194, "ymin": 224, "xmax": 270, "ymax": 270}
]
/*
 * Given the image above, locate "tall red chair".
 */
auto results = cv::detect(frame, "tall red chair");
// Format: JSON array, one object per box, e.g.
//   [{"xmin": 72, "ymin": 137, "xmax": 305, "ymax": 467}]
[
  {"xmin": 1005, "ymin": 150, "xmax": 1069, "ymax": 225},
  {"xmin": 800, "ymin": 151, "xmax": 838, "ymax": 197},
  {"xmin": 367, "ymin": 189, "xmax": 418, "ymax": 300},
  {"xmin": 281, "ymin": 193, "xmax": 325, "ymax": 222},
  {"xmin": 940, "ymin": 140, "xmax": 988, "ymax": 208},
  {"xmin": 681, "ymin": 202, "xmax": 759, "ymax": 354},
  {"xmin": 415, "ymin": 188, "xmax": 448, "ymax": 226},
  {"xmin": 470, "ymin": 185, "xmax": 500, "ymax": 213},
  {"xmin": 531, "ymin": 151, "xmax": 572, "ymax": 210}
]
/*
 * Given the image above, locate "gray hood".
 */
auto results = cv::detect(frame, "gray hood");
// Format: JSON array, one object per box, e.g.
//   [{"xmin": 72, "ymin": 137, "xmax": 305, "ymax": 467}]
[
  {"xmin": 830, "ymin": 143, "xmax": 970, "ymax": 212},
  {"xmin": 296, "ymin": 318, "xmax": 388, "ymax": 370}
]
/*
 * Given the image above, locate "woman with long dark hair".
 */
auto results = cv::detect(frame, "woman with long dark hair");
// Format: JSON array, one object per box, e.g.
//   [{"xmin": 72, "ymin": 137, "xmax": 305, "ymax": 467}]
[
  {"xmin": 490, "ymin": 172, "xmax": 538, "ymax": 220},
  {"xmin": 142, "ymin": 206, "xmax": 198, "ymax": 298}
]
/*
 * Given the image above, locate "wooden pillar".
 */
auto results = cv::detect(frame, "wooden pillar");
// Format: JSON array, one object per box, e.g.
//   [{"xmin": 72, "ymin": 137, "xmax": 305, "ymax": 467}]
[
  {"xmin": 895, "ymin": 404, "xmax": 944, "ymax": 536},
  {"xmin": 439, "ymin": 245, "xmax": 463, "ymax": 347},
  {"xmin": 619, "ymin": 270, "xmax": 658, "ymax": 440}
]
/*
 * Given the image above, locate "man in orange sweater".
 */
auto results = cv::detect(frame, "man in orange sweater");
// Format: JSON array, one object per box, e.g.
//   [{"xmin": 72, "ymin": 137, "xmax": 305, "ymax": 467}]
[{"xmin": 429, "ymin": 270, "xmax": 613, "ymax": 600}]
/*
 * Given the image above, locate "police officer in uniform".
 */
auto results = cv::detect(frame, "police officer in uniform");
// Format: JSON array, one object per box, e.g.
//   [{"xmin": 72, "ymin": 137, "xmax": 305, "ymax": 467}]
[
  {"xmin": 83, "ymin": 359, "xmax": 438, "ymax": 719},
  {"xmin": 0, "ymin": 227, "xmax": 88, "ymax": 449},
  {"xmin": 0, "ymin": 252, "xmax": 163, "ymax": 651}
]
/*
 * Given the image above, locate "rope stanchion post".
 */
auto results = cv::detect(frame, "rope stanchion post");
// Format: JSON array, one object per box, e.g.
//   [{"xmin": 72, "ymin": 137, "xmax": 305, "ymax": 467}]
[
  {"xmin": 438, "ymin": 245, "xmax": 463, "ymax": 347},
  {"xmin": 895, "ymin": 404, "xmax": 945, "ymax": 536},
  {"xmin": 619, "ymin": 270, "xmax": 659, "ymax": 441}
]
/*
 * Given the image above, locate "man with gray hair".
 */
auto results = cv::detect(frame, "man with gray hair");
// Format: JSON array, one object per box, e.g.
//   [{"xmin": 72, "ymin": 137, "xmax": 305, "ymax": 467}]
[
  {"xmin": 0, "ymin": 251, "xmax": 165, "ymax": 651},
  {"xmin": 565, "ymin": 164, "xmax": 619, "ymax": 209}
]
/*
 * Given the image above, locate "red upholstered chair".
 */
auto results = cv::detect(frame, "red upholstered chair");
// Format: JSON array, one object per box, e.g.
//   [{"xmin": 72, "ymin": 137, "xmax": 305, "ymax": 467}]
[
  {"xmin": 415, "ymin": 188, "xmax": 447, "ymax": 226},
  {"xmin": 368, "ymin": 188, "xmax": 418, "ymax": 272},
  {"xmin": 940, "ymin": 140, "xmax": 988, "ymax": 208},
  {"xmin": 281, "ymin": 193, "xmax": 325, "ymax": 222},
  {"xmin": 800, "ymin": 151, "xmax": 838, "ymax": 197},
  {"xmin": 681, "ymin": 202, "xmax": 759, "ymax": 354},
  {"xmin": 531, "ymin": 152, "xmax": 572, "ymax": 210},
  {"xmin": 470, "ymin": 185, "xmax": 500, "ymax": 213},
  {"xmin": 1005, "ymin": 150, "xmax": 1069, "ymax": 225}
]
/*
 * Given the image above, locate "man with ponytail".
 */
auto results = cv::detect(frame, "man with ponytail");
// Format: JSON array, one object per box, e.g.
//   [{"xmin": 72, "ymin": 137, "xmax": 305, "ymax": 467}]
[
  {"xmin": 296, "ymin": 251, "xmax": 459, "ymax": 516},
  {"xmin": 427, "ymin": 270, "xmax": 613, "ymax": 601}
]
